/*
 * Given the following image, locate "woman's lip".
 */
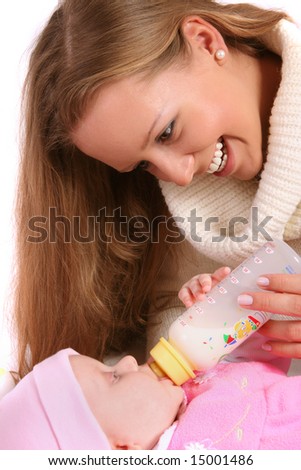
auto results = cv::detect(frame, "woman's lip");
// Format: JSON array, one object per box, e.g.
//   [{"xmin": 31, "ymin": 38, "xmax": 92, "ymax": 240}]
[{"xmin": 214, "ymin": 138, "xmax": 234, "ymax": 177}]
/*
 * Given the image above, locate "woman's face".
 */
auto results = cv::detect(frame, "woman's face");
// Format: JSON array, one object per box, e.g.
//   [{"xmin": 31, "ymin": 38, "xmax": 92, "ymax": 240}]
[{"xmin": 73, "ymin": 20, "xmax": 264, "ymax": 186}]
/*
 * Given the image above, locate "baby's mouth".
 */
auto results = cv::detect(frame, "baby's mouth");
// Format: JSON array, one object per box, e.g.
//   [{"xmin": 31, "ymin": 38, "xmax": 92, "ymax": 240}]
[{"xmin": 206, "ymin": 138, "xmax": 228, "ymax": 174}]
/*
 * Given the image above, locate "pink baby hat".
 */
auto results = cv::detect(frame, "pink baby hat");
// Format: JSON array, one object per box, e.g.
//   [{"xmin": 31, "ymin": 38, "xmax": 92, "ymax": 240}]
[{"xmin": 0, "ymin": 348, "xmax": 111, "ymax": 449}]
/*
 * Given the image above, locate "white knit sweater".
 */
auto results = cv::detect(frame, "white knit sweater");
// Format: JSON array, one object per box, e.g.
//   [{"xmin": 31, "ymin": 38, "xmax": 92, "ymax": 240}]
[{"xmin": 148, "ymin": 20, "xmax": 301, "ymax": 349}]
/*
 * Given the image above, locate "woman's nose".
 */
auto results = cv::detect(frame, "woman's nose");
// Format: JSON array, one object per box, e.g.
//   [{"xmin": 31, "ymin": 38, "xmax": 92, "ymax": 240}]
[
  {"xmin": 153, "ymin": 154, "xmax": 195, "ymax": 186},
  {"xmin": 116, "ymin": 355, "xmax": 139, "ymax": 372}
]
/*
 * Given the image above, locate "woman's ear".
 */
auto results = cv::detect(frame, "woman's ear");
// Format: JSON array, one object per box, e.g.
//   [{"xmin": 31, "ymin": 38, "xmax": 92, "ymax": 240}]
[{"xmin": 181, "ymin": 16, "xmax": 228, "ymax": 62}]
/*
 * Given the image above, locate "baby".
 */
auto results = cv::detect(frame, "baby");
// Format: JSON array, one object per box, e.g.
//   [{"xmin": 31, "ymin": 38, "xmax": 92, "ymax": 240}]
[
  {"xmin": 1, "ymin": 347, "xmax": 301, "ymax": 450},
  {"xmin": 0, "ymin": 348, "xmax": 183, "ymax": 450}
]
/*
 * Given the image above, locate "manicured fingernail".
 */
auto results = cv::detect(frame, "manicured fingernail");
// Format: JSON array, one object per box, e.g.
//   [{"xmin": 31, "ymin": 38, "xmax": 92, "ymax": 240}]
[
  {"xmin": 257, "ymin": 276, "xmax": 270, "ymax": 287},
  {"xmin": 262, "ymin": 343, "xmax": 272, "ymax": 352},
  {"xmin": 237, "ymin": 294, "xmax": 253, "ymax": 306}
]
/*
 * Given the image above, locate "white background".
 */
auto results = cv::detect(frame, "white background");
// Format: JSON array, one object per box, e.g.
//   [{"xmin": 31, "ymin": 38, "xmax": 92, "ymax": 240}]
[{"xmin": 1, "ymin": 1, "xmax": 301, "ymax": 369}]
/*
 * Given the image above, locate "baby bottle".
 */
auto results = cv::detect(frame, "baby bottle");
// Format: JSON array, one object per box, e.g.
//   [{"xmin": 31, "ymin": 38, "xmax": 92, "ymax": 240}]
[{"xmin": 150, "ymin": 239, "xmax": 301, "ymax": 385}]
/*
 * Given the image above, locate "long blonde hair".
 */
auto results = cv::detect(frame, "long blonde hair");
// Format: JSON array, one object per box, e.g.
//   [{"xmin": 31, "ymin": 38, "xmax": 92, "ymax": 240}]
[{"xmin": 15, "ymin": 0, "xmax": 289, "ymax": 376}]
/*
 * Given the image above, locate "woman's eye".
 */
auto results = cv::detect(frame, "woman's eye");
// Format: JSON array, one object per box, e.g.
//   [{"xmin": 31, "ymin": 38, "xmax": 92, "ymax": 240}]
[
  {"xmin": 157, "ymin": 120, "xmax": 175, "ymax": 143},
  {"xmin": 135, "ymin": 160, "xmax": 149, "ymax": 171}
]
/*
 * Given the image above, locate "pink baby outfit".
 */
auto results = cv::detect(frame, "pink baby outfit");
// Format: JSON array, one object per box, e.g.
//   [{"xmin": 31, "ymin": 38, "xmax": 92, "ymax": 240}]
[
  {"xmin": 167, "ymin": 362, "xmax": 301, "ymax": 450},
  {"xmin": 0, "ymin": 349, "xmax": 111, "ymax": 450}
]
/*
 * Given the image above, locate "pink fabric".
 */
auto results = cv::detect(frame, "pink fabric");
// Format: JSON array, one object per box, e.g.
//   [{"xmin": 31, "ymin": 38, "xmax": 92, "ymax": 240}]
[
  {"xmin": 0, "ymin": 349, "xmax": 111, "ymax": 450},
  {"xmin": 168, "ymin": 362, "xmax": 301, "ymax": 450}
]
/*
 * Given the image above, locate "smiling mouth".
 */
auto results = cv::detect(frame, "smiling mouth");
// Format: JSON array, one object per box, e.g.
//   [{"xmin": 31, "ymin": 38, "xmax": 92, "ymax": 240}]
[{"xmin": 206, "ymin": 138, "xmax": 228, "ymax": 174}]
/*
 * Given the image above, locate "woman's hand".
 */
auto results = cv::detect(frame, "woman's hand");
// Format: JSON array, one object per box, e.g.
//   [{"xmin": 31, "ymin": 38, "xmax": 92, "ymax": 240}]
[
  {"xmin": 237, "ymin": 273, "xmax": 301, "ymax": 358},
  {"xmin": 178, "ymin": 266, "xmax": 231, "ymax": 308}
]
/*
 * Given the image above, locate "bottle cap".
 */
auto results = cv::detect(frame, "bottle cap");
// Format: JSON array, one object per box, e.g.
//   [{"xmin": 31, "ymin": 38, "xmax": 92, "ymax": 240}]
[{"xmin": 149, "ymin": 337, "xmax": 195, "ymax": 385}]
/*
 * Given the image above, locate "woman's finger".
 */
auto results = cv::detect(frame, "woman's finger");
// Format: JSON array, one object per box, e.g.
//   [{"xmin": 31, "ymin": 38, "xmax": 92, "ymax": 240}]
[
  {"xmin": 236, "ymin": 273, "xmax": 301, "ymax": 360},
  {"xmin": 258, "ymin": 320, "xmax": 301, "ymax": 358},
  {"xmin": 256, "ymin": 273, "xmax": 301, "ymax": 294},
  {"xmin": 259, "ymin": 319, "xmax": 301, "ymax": 342},
  {"xmin": 262, "ymin": 340, "xmax": 301, "ymax": 359},
  {"xmin": 237, "ymin": 291, "xmax": 301, "ymax": 317}
]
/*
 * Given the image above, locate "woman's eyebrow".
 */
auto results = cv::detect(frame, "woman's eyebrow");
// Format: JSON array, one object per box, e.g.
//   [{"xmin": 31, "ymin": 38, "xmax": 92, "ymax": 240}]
[{"xmin": 142, "ymin": 111, "xmax": 163, "ymax": 150}]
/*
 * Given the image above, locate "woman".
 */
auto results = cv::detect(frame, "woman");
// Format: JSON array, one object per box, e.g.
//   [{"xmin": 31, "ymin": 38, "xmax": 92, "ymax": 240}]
[{"xmin": 15, "ymin": 0, "xmax": 301, "ymax": 376}]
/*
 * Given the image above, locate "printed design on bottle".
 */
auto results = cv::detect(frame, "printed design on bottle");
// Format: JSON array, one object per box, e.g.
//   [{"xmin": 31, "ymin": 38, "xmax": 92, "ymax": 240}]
[
  {"xmin": 218, "ymin": 285, "xmax": 227, "ymax": 294},
  {"xmin": 194, "ymin": 305, "xmax": 204, "ymax": 315},
  {"xmin": 223, "ymin": 314, "xmax": 262, "ymax": 348},
  {"xmin": 285, "ymin": 264, "xmax": 298, "ymax": 274},
  {"xmin": 265, "ymin": 244, "xmax": 274, "ymax": 254},
  {"xmin": 230, "ymin": 275, "xmax": 239, "ymax": 284},
  {"xmin": 241, "ymin": 266, "xmax": 251, "ymax": 274}
]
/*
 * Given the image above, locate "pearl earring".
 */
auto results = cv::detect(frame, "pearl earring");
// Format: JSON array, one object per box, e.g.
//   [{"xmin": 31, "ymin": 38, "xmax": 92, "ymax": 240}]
[{"xmin": 215, "ymin": 49, "xmax": 226, "ymax": 61}]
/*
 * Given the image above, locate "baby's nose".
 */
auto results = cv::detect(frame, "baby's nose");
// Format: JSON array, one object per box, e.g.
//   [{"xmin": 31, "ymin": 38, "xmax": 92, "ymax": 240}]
[{"xmin": 117, "ymin": 355, "xmax": 139, "ymax": 372}]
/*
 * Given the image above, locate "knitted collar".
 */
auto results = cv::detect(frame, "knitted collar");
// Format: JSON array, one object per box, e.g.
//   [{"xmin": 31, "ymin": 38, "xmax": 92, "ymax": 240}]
[{"xmin": 160, "ymin": 20, "xmax": 301, "ymax": 266}]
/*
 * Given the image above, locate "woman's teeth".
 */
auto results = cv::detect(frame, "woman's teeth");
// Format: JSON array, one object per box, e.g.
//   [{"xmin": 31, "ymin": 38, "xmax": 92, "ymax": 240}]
[{"xmin": 206, "ymin": 139, "xmax": 228, "ymax": 174}]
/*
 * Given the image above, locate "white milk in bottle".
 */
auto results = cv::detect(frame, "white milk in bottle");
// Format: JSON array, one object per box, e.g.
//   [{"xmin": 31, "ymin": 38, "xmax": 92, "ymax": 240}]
[{"xmin": 150, "ymin": 240, "xmax": 301, "ymax": 385}]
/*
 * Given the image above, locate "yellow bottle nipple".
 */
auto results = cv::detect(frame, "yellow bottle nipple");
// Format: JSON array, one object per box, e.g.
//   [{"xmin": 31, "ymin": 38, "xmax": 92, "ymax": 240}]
[{"xmin": 149, "ymin": 337, "xmax": 196, "ymax": 385}]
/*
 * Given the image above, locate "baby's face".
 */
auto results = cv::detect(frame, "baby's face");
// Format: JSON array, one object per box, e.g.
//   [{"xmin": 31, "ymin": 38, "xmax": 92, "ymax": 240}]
[{"xmin": 70, "ymin": 354, "xmax": 184, "ymax": 450}]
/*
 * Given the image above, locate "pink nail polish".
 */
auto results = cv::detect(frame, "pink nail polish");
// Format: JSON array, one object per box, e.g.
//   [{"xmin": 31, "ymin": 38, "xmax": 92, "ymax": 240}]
[
  {"xmin": 237, "ymin": 294, "xmax": 253, "ymax": 306},
  {"xmin": 257, "ymin": 276, "xmax": 270, "ymax": 286}
]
